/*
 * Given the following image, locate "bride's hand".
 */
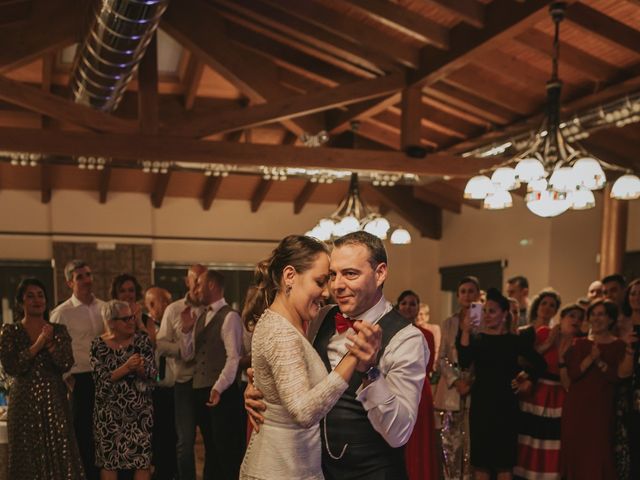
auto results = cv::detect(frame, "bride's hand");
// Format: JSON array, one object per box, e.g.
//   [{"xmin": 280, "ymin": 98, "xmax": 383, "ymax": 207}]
[{"xmin": 347, "ymin": 321, "xmax": 382, "ymax": 372}]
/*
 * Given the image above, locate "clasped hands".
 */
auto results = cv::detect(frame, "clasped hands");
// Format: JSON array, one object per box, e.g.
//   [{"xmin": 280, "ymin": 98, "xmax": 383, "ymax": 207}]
[
  {"xmin": 244, "ymin": 320, "xmax": 382, "ymax": 432},
  {"xmin": 34, "ymin": 324, "xmax": 55, "ymax": 354},
  {"xmin": 124, "ymin": 353, "xmax": 146, "ymax": 377}
]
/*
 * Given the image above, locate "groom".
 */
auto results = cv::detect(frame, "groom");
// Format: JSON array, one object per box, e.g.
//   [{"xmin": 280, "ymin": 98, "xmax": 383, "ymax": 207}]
[{"xmin": 246, "ymin": 231, "xmax": 429, "ymax": 479}]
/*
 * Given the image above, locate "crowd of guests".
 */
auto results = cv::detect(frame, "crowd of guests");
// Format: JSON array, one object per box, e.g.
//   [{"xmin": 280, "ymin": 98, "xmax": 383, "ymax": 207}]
[{"xmin": 0, "ymin": 235, "xmax": 638, "ymax": 480}]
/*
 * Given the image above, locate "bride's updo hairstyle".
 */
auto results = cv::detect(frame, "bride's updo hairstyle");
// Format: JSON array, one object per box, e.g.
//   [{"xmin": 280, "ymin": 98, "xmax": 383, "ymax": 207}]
[{"xmin": 242, "ymin": 235, "xmax": 329, "ymax": 330}]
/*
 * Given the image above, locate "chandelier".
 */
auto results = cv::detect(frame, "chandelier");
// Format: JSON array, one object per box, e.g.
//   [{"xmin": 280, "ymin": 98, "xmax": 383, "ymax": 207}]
[
  {"xmin": 305, "ymin": 173, "xmax": 412, "ymax": 244},
  {"xmin": 463, "ymin": 2, "xmax": 640, "ymax": 217}
]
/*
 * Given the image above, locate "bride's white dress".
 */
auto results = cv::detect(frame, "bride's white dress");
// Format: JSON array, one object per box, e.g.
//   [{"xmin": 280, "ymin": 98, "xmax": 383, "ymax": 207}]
[{"xmin": 240, "ymin": 309, "xmax": 348, "ymax": 480}]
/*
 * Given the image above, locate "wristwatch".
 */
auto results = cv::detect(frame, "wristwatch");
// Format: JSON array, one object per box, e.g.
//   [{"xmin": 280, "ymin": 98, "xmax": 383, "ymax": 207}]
[{"xmin": 365, "ymin": 366, "xmax": 381, "ymax": 383}]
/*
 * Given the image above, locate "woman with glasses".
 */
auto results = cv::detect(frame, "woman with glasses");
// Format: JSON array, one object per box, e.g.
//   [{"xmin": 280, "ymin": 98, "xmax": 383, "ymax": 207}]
[{"xmin": 90, "ymin": 300, "xmax": 157, "ymax": 480}]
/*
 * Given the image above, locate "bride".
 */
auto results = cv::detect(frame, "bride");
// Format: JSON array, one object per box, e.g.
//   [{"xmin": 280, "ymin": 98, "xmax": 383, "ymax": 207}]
[{"xmin": 239, "ymin": 235, "xmax": 381, "ymax": 480}]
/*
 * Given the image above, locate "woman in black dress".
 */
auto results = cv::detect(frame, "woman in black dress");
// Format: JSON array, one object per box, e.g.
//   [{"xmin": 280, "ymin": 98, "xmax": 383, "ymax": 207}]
[{"xmin": 458, "ymin": 288, "xmax": 546, "ymax": 480}]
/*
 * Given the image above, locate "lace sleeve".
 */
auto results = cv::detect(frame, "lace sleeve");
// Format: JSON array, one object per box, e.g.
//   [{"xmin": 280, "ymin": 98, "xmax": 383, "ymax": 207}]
[{"xmin": 265, "ymin": 323, "xmax": 347, "ymax": 429}]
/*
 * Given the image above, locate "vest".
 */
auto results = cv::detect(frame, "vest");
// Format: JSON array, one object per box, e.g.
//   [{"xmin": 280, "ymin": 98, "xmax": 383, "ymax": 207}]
[
  {"xmin": 314, "ymin": 305, "xmax": 409, "ymax": 479},
  {"xmin": 192, "ymin": 304, "xmax": 234, "ymax": 389}
]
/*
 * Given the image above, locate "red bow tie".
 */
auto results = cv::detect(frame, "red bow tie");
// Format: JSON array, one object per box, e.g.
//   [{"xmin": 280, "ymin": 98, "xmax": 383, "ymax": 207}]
[{"xmin": 335, "ymin": 312, "xmax": 355, "ymax": 334}]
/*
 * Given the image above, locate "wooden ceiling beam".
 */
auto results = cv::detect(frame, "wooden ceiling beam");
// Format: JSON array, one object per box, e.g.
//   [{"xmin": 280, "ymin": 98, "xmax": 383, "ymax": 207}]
[
  {"xmin": 327, "ymin": 94, "xmax": 402, "ymax": 133},
  {"xmin": 363, "ymin": 184, "xmax": 442, "ymax": 239},
  {"xmin": 420, "ymin": 0, "xmax": 484, "ymax": 29},
  {"xmin": 344, "ymin": 0, "xmax": 449, "ymax": 48},
  {"xmin": 425, "ymin": 82, "xmax": 516, "ymax": 125},
  {"xmin": 211, "ymin": 0, "xmax": 399, "ymax": 72},
  {"xmin": 258, "ymin": 0, "xmax": 420, "ymax": 68},
  {"xmin": 162, "ymin": 0, "xmax": 325, "ymax": 137},
  {"xmin": 250, "ymin": 179, "xmax": 273, "ymax": 212},
  {"xmin": 99, "ymin": 164, "xmax": 112, "ymax": 204},
  {"xmin": 0, "ymin": 76, "xmax": 138, "ymax": 133},
  {"xmin": 201, "ymin": 175, "xmax": 223, "ymax": 211},
  {"xmin": 293, "ymin": 180, "xmax": 318, "ymax": 214},
  {"xmin": 514, "ymin": 29, "xmax": 617, "ymax": 82},
  {"xmin": 566, "ymin": 3, "xmax": 640, "ymax": 54},
  {"xmin": 167, "ymin": 72, "xmax": 405, "ymax": 138},
  {"xmin": 400, "ymin": 85, "xmax": 423, "ymax": 153},
  {"xmin": 410, "ymin": 0, "xmax": 560, "ymax": 87},
  {"xmin": 182, "ymin": 55, "xmax": 205, "ymax": 111},
  {"xmin": 137, "ymin": 34, "xmax": 159, "ymax": 135},
  {"xmin": 151, "ymin": 171, "xmax": 172, "ymax": 209},
  {"xmin": 0, "ymin": 127, "xmax": 500, "ymax": 176},
  {"xmin": 0, "ymin": 0, "xmax": 88, "ymax": 73}
]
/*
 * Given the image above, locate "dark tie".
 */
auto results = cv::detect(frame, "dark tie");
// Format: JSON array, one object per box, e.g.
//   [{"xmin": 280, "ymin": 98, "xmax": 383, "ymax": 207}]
[
  {"xmin": 195, "ymin": 307, "xmax": 211, "ymax": 338},
  {"xmin": 334, "ymin": 311, "xmax": 355, "ymax": 334}
]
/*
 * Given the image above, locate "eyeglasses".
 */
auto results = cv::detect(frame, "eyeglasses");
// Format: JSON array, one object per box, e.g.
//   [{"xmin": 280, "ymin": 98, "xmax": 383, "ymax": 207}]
[{"xmin": 113, "ymin": 315, "xmax": 136, "ymax": 323}]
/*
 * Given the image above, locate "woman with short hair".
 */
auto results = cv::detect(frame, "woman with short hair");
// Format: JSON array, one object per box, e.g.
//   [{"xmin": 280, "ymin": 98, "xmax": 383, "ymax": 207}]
[{"xmin": 91, "ymin": 300, "xmax": 156, "ymax": 480}]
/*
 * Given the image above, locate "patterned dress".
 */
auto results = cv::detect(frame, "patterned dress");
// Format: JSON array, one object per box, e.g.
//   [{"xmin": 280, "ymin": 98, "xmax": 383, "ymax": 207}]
[
  {"xmin": 0, "ymin": 322, "xmax": 85, "ymax": 479},
  {"xmin": 90, "ymin": 331, "xmax": 156, "ymax": 470}
]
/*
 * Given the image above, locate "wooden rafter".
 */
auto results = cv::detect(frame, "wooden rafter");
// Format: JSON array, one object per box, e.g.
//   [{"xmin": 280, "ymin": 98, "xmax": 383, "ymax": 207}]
[
  {"xmin": 293, "ymin": 181, "xmax": 318, "ymax": 214},
  {"xmin": 250, "ymin": 179, "xmax": 273, "ymax": 212},
  {"xmin": 201, "ymin": 176, "xmax": 223, "ymax": 211},
  {"xmin": 0, "ymin": 76, "xmax": 138, "ymax": 133},
  {"xmin": 421, "ymin": 0, "xmax": 484, "ymax": 29},
  {"xmin": 182, "ymin": 54, "xmax": 205, "ymax": 111},
  {"xmin": 99, "ymin": 164, "xmax": 112, "ymax": 204},
  {"xmin": 211, "ymin": 0, "xmax": 399, "ymax": 72},
  {"xmin": 514, "ymin": 29, "xmax": 617, "ymax": 82},
  {"xmin": 151, "ymin": 172, "xmax": 172, "ymax": 209},
  {"xmin": 162, "ymin": 0, "xmax": 325, "ymax": 137},
  {"xmin": 258, "ymin": 0, "xmax": 421, "ymax": 68},
  {"xmin": 138, "ymin": 34, "xmax": 159, "ymax": 135},
  {"xmin": 400, "ymin": 85, "xmax": 423, "ymax": 153},
  {"xmin": 0, "ymin": 127, "xmax": 499, "ymax": 176},
  {"xmin": 566, "ymin": 3, "xmax": 640, "ymax": 54},
  {"xmin": 0, "ymin": 0, "xmax": 89, "ymax": 73},
  {"xmin": 344, "ymin": 0, "xmax": 449, "ymax": 48},
  {"xmin": 167, "ymin": 72, "xmax": 405, "ymax": 138}
]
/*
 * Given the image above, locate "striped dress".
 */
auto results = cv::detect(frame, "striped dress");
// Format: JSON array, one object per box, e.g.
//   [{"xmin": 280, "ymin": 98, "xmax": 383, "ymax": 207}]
[{"xmin": 514, "ymin": 326, "xmax": 564, "ymax": 480}]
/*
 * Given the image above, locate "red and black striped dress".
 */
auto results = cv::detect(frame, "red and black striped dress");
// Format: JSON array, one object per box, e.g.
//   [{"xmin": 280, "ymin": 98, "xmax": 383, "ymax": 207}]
[{"xmin": 514, "ymin": 326, "xmax": 565, "ymax": 480}]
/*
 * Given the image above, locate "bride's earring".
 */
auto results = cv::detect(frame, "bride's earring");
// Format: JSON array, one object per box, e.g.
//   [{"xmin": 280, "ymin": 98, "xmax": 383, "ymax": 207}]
[{"xmin": 285, "ymin": 284, "xmax": 292, "ymax": 297}]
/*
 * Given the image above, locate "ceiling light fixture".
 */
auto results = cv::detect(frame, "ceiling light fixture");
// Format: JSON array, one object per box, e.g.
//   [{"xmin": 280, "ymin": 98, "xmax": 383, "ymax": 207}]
[
  {"xmin": 463, "ymin": 2, "xmax": 639, "ymax": 217},
  {"xmin": 305, "ymin": 173, "xmax": 411, "ymax": 244}
]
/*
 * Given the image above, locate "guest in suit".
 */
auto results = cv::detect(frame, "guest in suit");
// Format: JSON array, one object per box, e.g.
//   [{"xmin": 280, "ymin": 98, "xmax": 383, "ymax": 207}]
[{"xmin": 180, "ymin": 270, "xmax": 245, "ymax": 480}]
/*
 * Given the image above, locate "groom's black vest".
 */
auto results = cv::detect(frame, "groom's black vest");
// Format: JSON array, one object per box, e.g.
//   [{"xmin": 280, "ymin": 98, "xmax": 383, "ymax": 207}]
[{"xmin": 313, "ymin": 305, "xmax": 410, "ymax": 480}]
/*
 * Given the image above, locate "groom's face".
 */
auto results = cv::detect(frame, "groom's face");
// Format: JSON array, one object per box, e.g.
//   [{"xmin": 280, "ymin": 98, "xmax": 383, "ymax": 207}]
[{"xmin": 329, "ymin": 243, "xmax": 387, "ymax": 319}]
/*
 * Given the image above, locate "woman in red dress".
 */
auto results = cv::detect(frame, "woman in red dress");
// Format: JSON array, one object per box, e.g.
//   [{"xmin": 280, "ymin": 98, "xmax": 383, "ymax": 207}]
[
  {"xmin": 397, "ymin": 290, "xmax": 438, "ymax": 480},
  {"xmin": 561, "ymin": 299, "xmax": 636, "ymax": 479}
]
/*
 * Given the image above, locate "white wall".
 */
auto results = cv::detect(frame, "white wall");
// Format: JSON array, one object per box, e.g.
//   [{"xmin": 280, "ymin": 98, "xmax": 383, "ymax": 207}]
[{"xmin": 1, "ymin": 189, "xmax": 638, "ymax": 325}]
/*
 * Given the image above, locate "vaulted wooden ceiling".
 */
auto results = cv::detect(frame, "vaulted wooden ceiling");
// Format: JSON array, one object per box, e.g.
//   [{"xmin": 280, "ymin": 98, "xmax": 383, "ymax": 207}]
[{"xmin": 0, "ymin": 0, "xmax": 638, "ymax": 239}]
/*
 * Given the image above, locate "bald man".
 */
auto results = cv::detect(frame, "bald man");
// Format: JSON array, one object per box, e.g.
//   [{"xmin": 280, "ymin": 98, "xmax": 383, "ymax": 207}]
[
  {"xmin": 587, "ymin": 280, "xmax": 604, "ymax": 301},
  {"xmin": 145, "ymin": 287, "xmax": 176, "ymax": 480},
  {"xmin": 156, "ymin": 264, "xmax": 207, "ymax": 480}
]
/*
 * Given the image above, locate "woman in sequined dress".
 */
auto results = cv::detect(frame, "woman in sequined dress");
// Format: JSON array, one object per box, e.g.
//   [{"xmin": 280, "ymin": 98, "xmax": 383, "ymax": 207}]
[
  {"xmin": 0, "ymin": 278, "xmax": 85, "ymax": 479},
  {"xmin": 91, "ymin": 300, "xmax": 157, "ymax": 480}
]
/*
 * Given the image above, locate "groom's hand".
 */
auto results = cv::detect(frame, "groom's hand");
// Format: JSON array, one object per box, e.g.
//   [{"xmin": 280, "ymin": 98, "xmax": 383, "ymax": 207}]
[
  {"xmin": 245, "ymin": 368, "xmax": 267, "ymax": 432},
  {"xmin": 347, "ymin": 321, "xmax": 382, "ymax": 372}
]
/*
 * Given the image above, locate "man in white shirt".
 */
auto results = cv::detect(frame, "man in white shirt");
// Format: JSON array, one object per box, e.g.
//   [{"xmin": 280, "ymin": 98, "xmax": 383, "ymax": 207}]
[
  {"xmin": 181, "ymin": 269, "xmax": 244, "ymax": 480},
  {"xmin": 145, "ymin": 286, "xmax": 177, "ymax": 480},
  {"xmin": 50, "ymin": 259, "xmax": 105, "ymax": 480},
  {"xmin": 156, "ymin": 264, "xmax": 205, "ymax": 480},
  {"xmin": 247, "ymin": 231, "xmax": 429, "ymax": 479}
]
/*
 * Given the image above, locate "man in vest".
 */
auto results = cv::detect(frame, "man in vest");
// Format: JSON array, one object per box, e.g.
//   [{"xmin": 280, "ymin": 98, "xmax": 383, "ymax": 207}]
[
  {"xmin": 247, "ymin": 231, "xmax": 429, "ymax": 479},
  {"xmin": 181, "ymin": 269, "xmax": 244, "ymax": 480}
]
